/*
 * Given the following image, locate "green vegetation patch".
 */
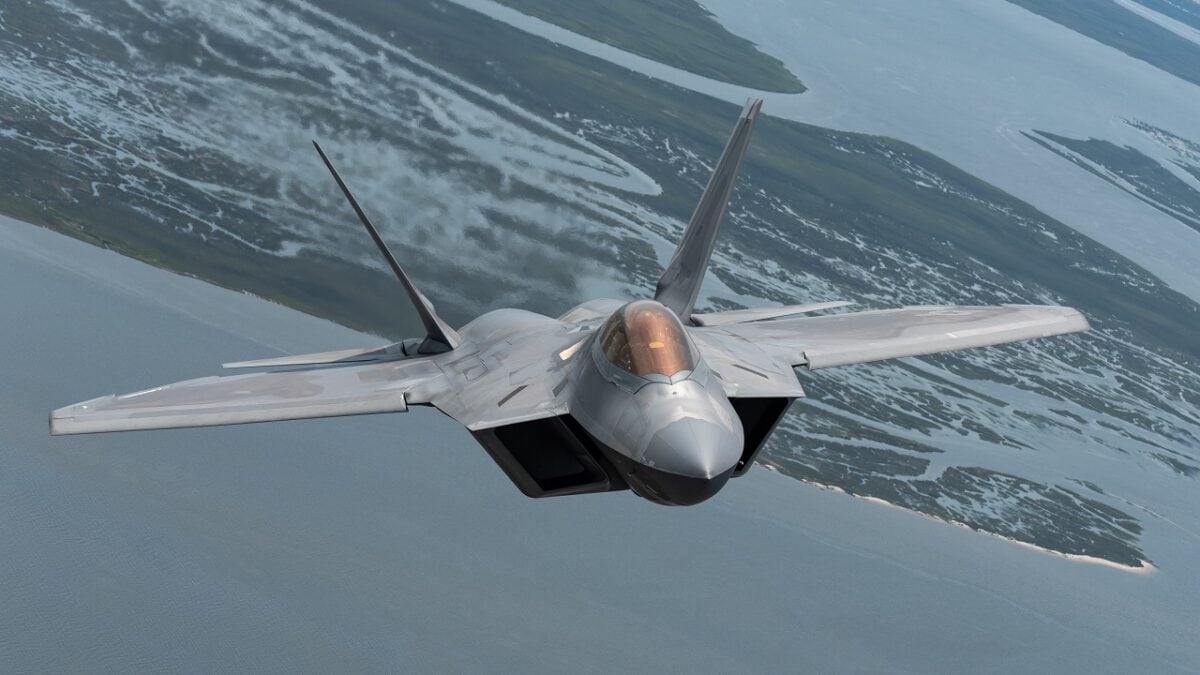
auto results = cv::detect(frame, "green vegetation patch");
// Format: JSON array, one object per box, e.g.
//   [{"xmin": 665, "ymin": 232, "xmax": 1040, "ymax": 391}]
[
  {"xmin": 493, "ymin": 0, "xmax": 804, "ymax": 92},
  {"xmin": 1026, "ymin": 130, "xmax": 1200, "ymax": 236},
  {"xmin": 1005, "ymin": 0, "xmax": 1200, "ymax": 88},
  {"xmin": 767, "ymin": 420, "xmax": 1150, "ymax": 568},
  {"xmin": 8, "ymin": 0, "xmax": 1195, "ymax": 566}
]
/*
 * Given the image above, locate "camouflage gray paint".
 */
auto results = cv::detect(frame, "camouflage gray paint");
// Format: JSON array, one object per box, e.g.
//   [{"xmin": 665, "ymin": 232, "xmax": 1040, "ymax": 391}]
[{"xmin": 50, "ymin": 99, "xmax": 1089, "ymax": 506}]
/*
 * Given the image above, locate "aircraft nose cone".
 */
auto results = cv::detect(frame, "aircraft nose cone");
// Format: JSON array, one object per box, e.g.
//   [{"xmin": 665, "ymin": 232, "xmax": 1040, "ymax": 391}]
[{"xmin": 644, "ymin": 417, "xmax": 742, "ymax": 480}]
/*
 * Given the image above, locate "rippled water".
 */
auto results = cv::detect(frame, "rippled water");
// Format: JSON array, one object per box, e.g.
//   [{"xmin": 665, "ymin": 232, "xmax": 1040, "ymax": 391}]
[
  {"xmin": 3, "ymin": 0, "xmax": 1200, "ymax": 575},
  {"xmin": 3, "ymin": 217, "xmax": 1198, "ymax": 672},
  {"xmin": 0, "ymin": 0, "xmax": 662, "ymax": 306}
]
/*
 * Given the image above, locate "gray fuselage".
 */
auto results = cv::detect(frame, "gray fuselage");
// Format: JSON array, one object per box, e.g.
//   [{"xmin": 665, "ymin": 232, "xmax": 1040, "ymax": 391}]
[
  {"xmin": 443, "ymin": 299, "xmax": 749, "ymax": 505},
  {"xmin": 564, "ymin": 301, "xmax": 745, "ymax": 505}
]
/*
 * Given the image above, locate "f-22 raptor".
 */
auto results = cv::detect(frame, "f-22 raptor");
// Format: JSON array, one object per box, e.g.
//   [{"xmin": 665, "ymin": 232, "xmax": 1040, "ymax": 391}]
[{"xmin": 51, "ymin": 99, "xmax": 1089, "ymax": 506}]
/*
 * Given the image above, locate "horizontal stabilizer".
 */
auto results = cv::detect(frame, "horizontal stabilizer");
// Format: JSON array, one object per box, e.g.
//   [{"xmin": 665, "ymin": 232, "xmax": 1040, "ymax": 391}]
[{"xmin": 691, "ymin": 300, "xmax": 851, "ymax": 327}]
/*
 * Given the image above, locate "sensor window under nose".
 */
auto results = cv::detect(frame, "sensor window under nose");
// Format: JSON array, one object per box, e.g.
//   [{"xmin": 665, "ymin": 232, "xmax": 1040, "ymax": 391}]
[{"xmin": 598, "ymin": 300, "xmax": 696, "ymax": 378}]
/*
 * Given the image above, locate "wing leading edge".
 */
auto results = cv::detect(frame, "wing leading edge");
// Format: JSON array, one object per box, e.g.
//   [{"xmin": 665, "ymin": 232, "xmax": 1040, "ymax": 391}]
[
  {"xmin": 691, "ymin": 300, "xmax": 852, "ymax": 327},
  {"xmin": 708, "ymin": 304, "xmax": 1088, "ymax": 370}
]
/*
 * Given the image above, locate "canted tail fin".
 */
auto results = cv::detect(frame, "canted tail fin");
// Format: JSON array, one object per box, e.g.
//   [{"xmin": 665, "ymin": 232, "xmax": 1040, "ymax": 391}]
[
  {"xmin": 313, "ymin": 141, "xmax": 461, "ymax": 353},
  {"xmin": 655, "ymin": 97, "xmax": 762, "ymax": 319}
]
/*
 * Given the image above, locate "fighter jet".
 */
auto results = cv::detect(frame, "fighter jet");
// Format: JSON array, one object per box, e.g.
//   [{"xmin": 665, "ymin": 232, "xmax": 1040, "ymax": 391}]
[{"xmin": 50, "ymin": 98, "xmax": 1089, "ymax": 506}]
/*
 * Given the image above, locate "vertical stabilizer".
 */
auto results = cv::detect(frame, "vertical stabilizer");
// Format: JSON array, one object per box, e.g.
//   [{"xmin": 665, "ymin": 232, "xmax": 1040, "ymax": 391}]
[
  {"xmin": 313, "ymin": 141, "xmax": 461, "ymax": 353},
  {"xmin": 655, "ymin": 97, "xmax": 762, "ymax": 319}
]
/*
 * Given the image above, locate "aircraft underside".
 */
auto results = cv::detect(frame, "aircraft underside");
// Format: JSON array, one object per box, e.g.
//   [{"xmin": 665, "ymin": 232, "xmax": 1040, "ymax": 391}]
[{"xmin": 471, "ymin": 397, "xmax": 793, "ymax": 505}]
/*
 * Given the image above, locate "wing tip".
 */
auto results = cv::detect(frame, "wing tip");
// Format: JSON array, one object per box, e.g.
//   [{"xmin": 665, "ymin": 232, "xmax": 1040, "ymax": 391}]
[
  {"xmin": 49, "ymin": 411, "xmax": 78, "ymax": 436},
  {"xmin": 1003, "ymin": 304, "xmax": 1090, "ymax": 335},
  {"xmin": 48, "ymin": 394, "xmax": 120, "ymax": 436},
  {"xmin": 1062, "ymin": 306, "xmax": 1091, "ymax": 334}
]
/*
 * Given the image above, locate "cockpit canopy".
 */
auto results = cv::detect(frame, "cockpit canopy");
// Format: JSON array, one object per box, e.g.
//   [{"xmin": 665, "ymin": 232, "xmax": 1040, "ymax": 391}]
[{"xmin": 598, "ymin": 300, "xmax": 697, "ymax": 378}]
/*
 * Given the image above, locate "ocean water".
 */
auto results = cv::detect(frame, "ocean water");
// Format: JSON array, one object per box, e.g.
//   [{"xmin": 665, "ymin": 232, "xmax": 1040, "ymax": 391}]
[
  {"xmin": 2, "ymin": 217, "xmax": 1198, "ymax": 671},
  {"xmin": 455, "ymin": 0, "xmax": 1200, "ymax": 303},
  {"xmin": 441, "ymin": 0, "xmax": 1200, "ymax": 595}
]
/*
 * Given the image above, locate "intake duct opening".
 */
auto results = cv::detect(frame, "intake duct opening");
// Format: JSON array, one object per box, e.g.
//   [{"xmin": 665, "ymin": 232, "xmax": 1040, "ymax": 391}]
[
  {"xmin": 730, "ymin": 398, "xmax": 794, "ymax": 476},
  {"xmin": 471, "ymin": 415, "xmax": 627, "ymax": 498}
]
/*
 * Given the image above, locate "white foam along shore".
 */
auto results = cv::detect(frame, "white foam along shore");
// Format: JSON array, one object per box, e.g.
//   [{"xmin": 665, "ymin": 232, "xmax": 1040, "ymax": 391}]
[{"xmin": 801, "ymin": 479, "xmax": 1155, "ymax": 574}]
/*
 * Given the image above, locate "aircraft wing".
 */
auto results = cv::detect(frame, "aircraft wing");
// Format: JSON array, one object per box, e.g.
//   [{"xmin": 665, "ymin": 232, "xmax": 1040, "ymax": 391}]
[
  {"xmin": 709, "ymin": 304, "xmax": 1088, "ymax": 370},
  {"xmin": 427, "ymin": 334, "xmax": 582, "ymax": 432},
  {"xmin": 49, "ymin": 358, "xmax": 444, "ymax": 435}
]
